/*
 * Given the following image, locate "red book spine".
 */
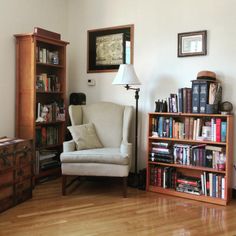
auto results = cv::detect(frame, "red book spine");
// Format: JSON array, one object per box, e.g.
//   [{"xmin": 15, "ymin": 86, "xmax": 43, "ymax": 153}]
[
  {"xmin": 216, "ymin": 118, "xmax": 221, "ymax": 142},
  {"xmin": 157, "ymin": 167, "xmax": 162, "ymax": 187}
]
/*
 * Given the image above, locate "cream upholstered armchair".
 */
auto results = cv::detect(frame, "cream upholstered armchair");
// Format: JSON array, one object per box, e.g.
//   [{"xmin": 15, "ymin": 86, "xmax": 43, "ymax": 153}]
[{"xmin": 60, "ymin": 101, "xmax": 133, "ymax": 197}]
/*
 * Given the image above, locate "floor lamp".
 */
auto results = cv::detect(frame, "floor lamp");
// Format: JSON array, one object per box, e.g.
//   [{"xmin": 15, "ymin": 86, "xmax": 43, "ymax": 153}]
[{"xmin": 112, "ymin": 64, "xmax": 141, "ymax": 187}]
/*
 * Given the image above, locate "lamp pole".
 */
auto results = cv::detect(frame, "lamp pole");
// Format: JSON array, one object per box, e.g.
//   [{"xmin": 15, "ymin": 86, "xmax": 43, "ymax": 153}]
[{"xmin": 125, "ymin": 85, "xmax": 140, "ymax": 186}]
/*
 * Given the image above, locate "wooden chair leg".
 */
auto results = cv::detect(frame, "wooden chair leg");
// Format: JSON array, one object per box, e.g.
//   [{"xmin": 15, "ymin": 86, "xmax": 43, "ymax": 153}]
[
  {"xmin": 62, "ymin": 175, "xmax": 67, "ymax": 196},
  {"xmin": 123, "ymin": 177, "xmax": 127, "ymax": 198}
]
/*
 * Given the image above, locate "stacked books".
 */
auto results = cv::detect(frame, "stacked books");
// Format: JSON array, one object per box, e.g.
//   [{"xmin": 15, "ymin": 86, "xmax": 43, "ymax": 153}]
[
  {"xmin": 176, "ymin": 176, "xmax": 201, "ymax": 195},
  {"xmin": 149, "ymin": 142, "xmax": 173, "ymax": 163}
]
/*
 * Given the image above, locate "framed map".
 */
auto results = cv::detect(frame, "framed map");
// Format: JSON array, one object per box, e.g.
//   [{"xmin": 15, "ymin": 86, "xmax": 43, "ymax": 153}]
[{"xmin": 87, "ymin": 25, "xmax": 134, "ymax": 73}]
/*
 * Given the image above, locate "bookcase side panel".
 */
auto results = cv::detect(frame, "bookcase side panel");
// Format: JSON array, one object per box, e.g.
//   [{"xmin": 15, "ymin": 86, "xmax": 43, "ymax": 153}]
[{"xmin": 15, "ymin": 36, "xmax": 35, "ymax": 139}]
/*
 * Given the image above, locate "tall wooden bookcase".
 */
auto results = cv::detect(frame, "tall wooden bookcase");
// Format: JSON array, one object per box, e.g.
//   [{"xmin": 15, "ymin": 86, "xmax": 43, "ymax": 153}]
[
  {"xmin": 15, "ymin": 31, "xmax": 69, "ymax": 182},
  {"xmin": 146, "ymin": 112, "xmax": 233, "ymax": 205}
]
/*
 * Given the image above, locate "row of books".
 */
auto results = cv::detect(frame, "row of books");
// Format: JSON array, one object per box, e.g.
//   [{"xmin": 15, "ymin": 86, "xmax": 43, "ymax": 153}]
[
  {"xmin": 149, "ymin": 166, "xmax": 225, "ymax": 199},
  {"xmin": 149, "ymin": 166, "xmax": 177, "ymax": 188},
  {"xmin": 151, "ymin": 117, "xmax": 227, "ymax": 142},
  {"xmin": 201, "ymin": 172, "xmax": 225, "ymax": 198},
  {"xmin": 36, "ymin": 46, "xmax": 59, "ymax": 65},
  {"xmin": 36, "ymin": 101, "xmax": 65, "ymax": 123},
  {"xmin": 166, "ymin": 88, "xmax": 192, "ymax": 113},
  {"xmin": 36, "ymin": 126, "xmax": 59, "ymax": 147},
  {"xmin": 35, "ymin": 150, "xmax": 60, "ymax": 175},
  {"xmin": 192, "ymin": 80, "xmax": 221, "ymax": 113},
  {"xmin": 36, "ymin": 73, "xmax": 60, "ymax": 92},
  {"xmin": 173, "ymin": 144, "xmax": 226, "ymax": 170},
  {"xmin": 164, "ymin": 80, "xmax": 221, "ymax": 114}
]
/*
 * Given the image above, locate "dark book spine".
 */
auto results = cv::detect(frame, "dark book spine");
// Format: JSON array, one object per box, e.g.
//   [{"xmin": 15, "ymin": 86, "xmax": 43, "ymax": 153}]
[
  {"xmin": 199, "ymin": 82, "xmax": 209, "ymax": 113},
  {"xmin": 178, "ymin": 88, "xmax": 183, "ymax": 113},
  {"xmin": 182, "ymin": 88, "xmax": 188, "ymax": 113},
  {"xmin": 192, "ymin": 82, "xmax": 200, "ymax": 113},
  {"xmin": 186, "ymin": 88, "xmax": 192, "ymax": 113}
]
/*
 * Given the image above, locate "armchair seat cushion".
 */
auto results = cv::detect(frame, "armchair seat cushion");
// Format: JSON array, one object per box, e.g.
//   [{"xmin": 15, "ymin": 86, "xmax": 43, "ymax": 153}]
[{"xmin": 60, "ymin": 148, "xmax": 129, "ymax": 165}]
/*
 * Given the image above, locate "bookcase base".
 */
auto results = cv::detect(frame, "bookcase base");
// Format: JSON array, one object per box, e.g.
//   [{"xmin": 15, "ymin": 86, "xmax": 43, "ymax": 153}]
[{"xmin": 148, "ymin": 185, "xmax": 228, "ymax": 206}]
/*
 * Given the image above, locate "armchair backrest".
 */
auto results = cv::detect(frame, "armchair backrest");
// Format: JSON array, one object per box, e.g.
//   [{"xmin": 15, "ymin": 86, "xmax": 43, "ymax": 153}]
[{"xmin": 69, "ymin": 102, "xmax": 133, "ymax": 147}]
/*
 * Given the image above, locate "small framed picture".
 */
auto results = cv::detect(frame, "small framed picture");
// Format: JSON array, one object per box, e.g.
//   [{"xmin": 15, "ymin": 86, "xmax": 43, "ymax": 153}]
[
  {"xmin": 178, "ymin": 30, "xmax": 207, "ymax": 57},
  {"xmin": 87, "ymin": 24, "xmax": 134, "ymax": 73}
]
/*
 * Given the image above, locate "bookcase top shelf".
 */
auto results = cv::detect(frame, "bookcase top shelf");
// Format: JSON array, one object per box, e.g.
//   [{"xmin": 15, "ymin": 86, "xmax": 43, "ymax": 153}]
[
  {"xmin": 149, "ymin": 136, "xmax": 227, "ymax": 145},
  {"xmin": 149, "ymin": 112, "xmax": 233, "ymax": 118},
  {"xmin": 148, "ymin": 161, "xmax": 226, "ymax": 174},
  {"xmin": 14, "ymin": 33, "xmax": 69, "ymax": 45},
  {"xmin": 36, "ymin": 91, "xmax": 64, "ymax": 95}
]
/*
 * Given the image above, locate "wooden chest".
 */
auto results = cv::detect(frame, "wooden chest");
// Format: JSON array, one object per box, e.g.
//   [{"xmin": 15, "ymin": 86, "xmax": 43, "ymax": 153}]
[{"xmin": 0, "ymin": 137, "xmax": 33, "ymax": 213}]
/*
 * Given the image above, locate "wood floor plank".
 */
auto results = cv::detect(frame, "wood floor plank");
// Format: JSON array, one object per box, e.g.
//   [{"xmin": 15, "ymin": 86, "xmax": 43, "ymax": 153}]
[{"xmin": 0, "ymin": 178, "xmax": 236, "ymax": 236}]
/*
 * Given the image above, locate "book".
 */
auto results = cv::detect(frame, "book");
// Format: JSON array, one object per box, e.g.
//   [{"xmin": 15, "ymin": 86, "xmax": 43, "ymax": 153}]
[
  {"xmin": 199, "ymin": 81, "xmax": 209, "ymax": 113},
  {"xmin": 178, "ymin": 88, "xmax": 183, "ymax": 112},
  {"xmin": 221, "ymin": 121, "xmax": 227, "ymax": 142},
  {"xmin": 192, "ymin": 80, "xmax": 200, "ymax": 113},
  {"xmin": 216, "ymin": 118, "xmax": 221, "ymax": 142},
  {"xmin": 205, "ymin": 145, "xmax": 223, "ymax": 152}
]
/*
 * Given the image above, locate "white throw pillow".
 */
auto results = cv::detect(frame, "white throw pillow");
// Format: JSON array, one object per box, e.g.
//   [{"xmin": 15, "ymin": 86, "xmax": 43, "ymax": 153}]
[{"xmin": 68, "ymin": 123, "xmax": 103, "ymax": 150}]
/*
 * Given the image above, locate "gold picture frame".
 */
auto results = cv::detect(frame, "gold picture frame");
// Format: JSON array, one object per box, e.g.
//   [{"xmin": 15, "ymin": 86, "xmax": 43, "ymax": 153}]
[{"xmin": 87, "ymin": 24, "xmax": 134, "ymax": 73}]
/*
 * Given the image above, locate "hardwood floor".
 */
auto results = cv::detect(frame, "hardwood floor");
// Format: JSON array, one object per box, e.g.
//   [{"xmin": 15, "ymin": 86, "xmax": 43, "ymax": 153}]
[{"xmin": 0, "ymin": 178, "xmax": 236, "ymax": 236}]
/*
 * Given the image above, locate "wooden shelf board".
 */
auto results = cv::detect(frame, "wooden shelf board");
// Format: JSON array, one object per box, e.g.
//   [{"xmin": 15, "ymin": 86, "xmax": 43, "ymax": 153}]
[
  {"xmin": 149, "ymin": 136, "xmax": 226, "ymax": 145},
  {"xmin": 148, "ymin": 161, "xmax": 226, "ymax": 174},
  {"xmin": 36, "ymin": 121, "xmax": 65, "ymax": 126},
  {"xmin": 36, "ymin": 91, "xmax": 64, "ymax": 95},
  {"xmin": 36, "ymin": 62, "xmax": 64, "ymax": 68},
  {"xmin": 148, "ymin": 185, "xmax": 227, "ymax": 205},
  {"xmin": 149, "ymin": 112, "xmax": 232, "ymax": 118}
]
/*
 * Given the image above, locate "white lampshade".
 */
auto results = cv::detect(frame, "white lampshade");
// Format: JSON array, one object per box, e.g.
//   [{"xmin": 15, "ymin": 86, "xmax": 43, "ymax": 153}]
[{"xmin": 112, "ymin": 64, "xmax": 141, "ymax": 85}]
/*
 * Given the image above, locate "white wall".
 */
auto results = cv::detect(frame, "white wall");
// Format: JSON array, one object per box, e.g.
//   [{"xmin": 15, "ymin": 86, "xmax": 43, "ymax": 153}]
[
  {"xmin": 67, "ymin": 0, "xmax": 236, "ymax": 187},
  {"xmin": 0, "ymin": 0, "xmax": 68, "ymax": 137}
]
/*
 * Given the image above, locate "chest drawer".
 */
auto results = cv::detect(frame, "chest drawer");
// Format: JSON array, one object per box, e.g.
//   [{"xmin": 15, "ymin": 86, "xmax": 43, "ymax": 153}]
[
  {"xmin": 16, "ymin": 164, "xmax": 32, "ymax": 182},
  {"xmin": 0, "ymin": 145, "xmax": 14, "ymax": 172},
  {"xmin": 0, "ymin": 171, "xmax": 14, "ymax": 186},
  {"xmin": 15, "ymin": 140, "xmax": 33, "ymax": 167}
]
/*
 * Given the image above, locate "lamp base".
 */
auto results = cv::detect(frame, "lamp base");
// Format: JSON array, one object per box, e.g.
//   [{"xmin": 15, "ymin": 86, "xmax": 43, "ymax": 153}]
[
  {"xmin": 128, "ymin": 169, "xmax": 146, "ymax": 190},
  {"xmin": 128, "ymin": 172, "xmax": 139, "ymax": 188}
]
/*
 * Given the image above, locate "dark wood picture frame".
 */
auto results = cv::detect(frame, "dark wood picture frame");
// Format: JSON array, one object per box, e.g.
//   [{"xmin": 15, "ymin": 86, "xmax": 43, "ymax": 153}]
[
  {"xmin": 87, "ymin": 24, "xmax": 134, "ymax": 73},
  {"xmin": 178, "ymin": 30, "xmax": 207, "ymax": 57}
]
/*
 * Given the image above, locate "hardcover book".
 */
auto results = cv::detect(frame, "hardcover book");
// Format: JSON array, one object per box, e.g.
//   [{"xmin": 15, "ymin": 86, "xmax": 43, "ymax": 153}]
[
  {"xmin": 199, "ymin": 81, "xmax": 209, "ymax": 113},
  {"xmin": 192, "ymin": 81, "xmax": 200, "ymax": 113}
]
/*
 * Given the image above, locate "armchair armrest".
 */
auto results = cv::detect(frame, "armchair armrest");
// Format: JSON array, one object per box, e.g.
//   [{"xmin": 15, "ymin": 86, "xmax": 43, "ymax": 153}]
[
  {"xmin": 120, "ymin": 142, "xmax": 132, "ymax": 158},
  {"xmin": 63, "ymin": 140, "xmax": 76, "ymax": 152}
]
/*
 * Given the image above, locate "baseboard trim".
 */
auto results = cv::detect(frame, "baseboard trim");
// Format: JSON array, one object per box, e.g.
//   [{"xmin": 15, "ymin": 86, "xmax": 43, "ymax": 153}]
[{"xmin": 232, "ymin": 188, "xmax": 236, "ymax": 199}]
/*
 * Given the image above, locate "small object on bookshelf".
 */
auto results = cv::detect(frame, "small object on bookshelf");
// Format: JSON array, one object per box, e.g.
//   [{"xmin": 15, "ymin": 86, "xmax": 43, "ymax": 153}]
[
  {"xmin": 220, "ymin": 101, "xmax": 233, "ymax": 115},
  {"xmin": 34, "ymin": 27, "xmax": 61, "ymax": 40},
  {"xmin": 154, "ymin": 99, "xmax": 168, "ymax": 112}
]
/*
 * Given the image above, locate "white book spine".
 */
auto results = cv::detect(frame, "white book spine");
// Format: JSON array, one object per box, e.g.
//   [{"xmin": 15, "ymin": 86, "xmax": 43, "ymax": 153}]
[
  {"xmin": 221, "ymin": 177, "xmax": 225, "ymax": 199},
  {"xmin": 201, "ymin": 174, "xmax": 205, "ymax": 195},
  {"xmin": 209, "ymin": 173, "xmax": 213, "ymax": 197}
]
